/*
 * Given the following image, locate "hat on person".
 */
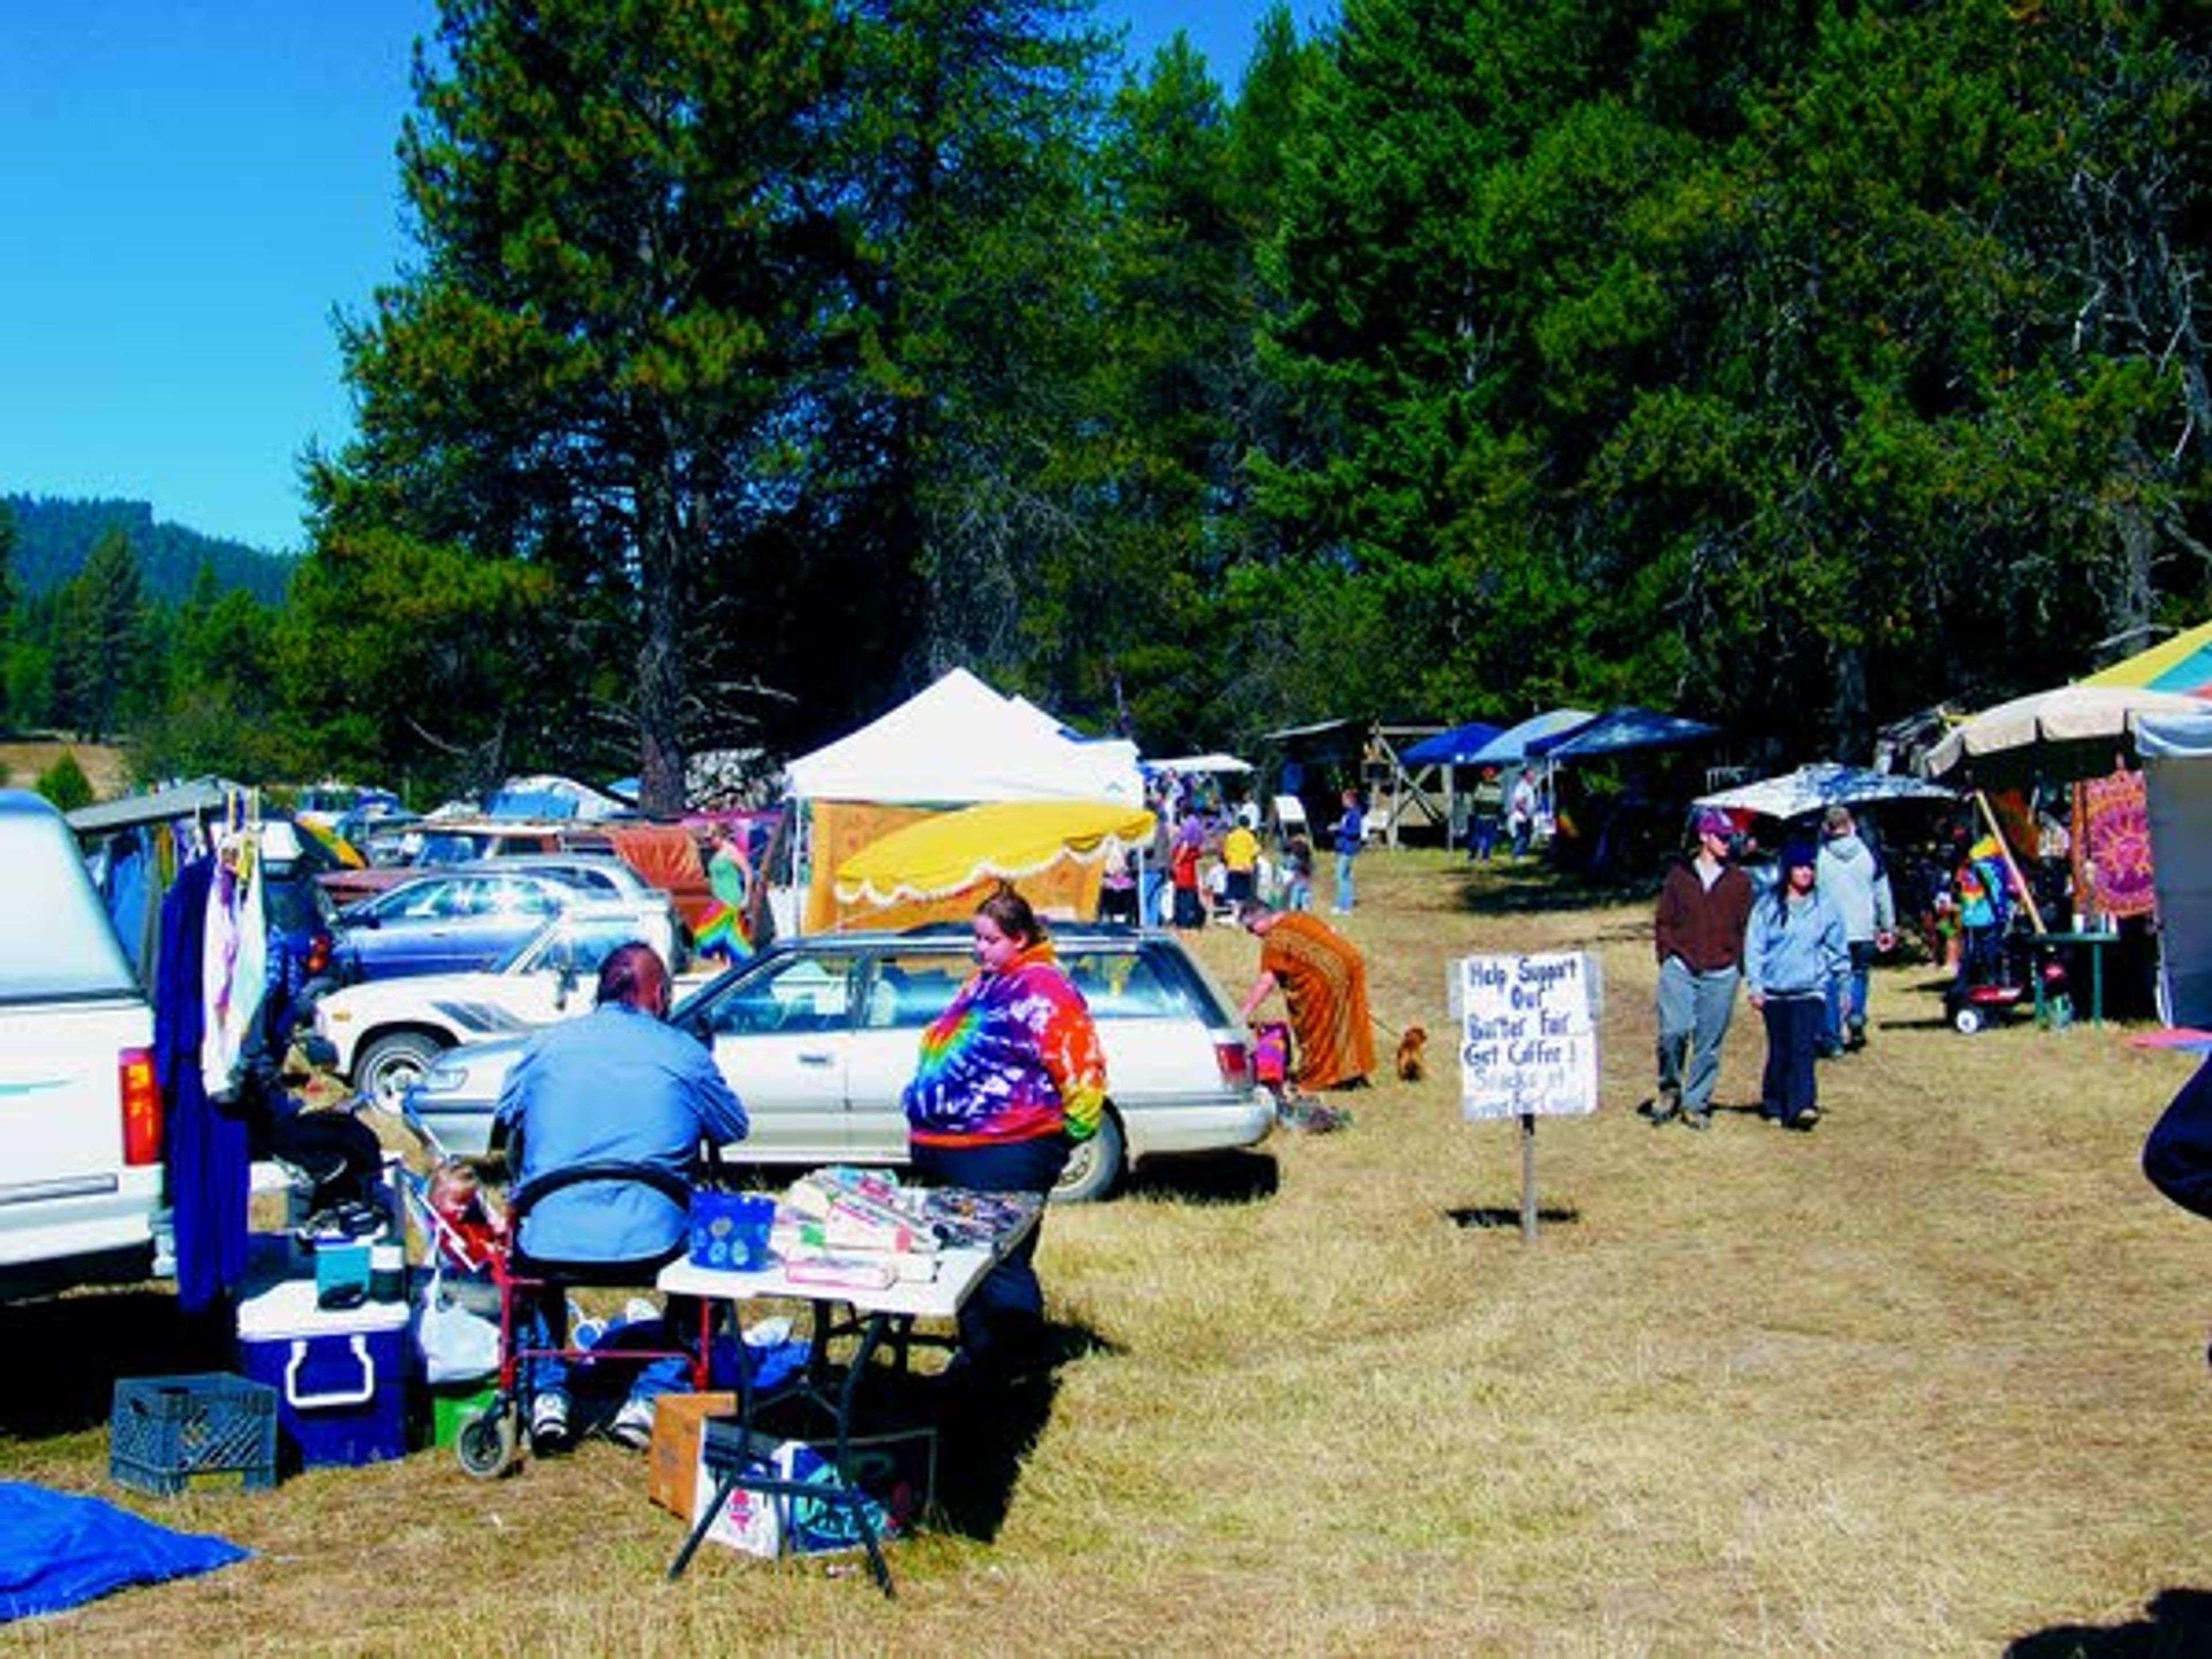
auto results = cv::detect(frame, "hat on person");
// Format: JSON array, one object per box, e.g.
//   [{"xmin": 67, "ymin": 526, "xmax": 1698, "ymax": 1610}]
[
  {"xmin": 1822, "ymin": 804, "xmax": 1853, "ymax": 835},
  {"xmin": 1694, "ymin": 809, "xmax": 1733, "ymax": 839},
  {"xmin": 1780, "ymin": 838, "xmax": 1818, "ymax": 872}
]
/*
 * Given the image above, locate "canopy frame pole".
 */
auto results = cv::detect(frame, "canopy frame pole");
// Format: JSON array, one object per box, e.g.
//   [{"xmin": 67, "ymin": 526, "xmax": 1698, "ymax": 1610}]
[{"xmin": 1973, "ymin": 789, "xmax": 2048, "ymax": 934}]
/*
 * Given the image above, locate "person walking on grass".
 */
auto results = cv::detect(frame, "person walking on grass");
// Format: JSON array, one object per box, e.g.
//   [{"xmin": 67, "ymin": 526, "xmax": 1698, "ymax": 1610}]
[
  {"xmin": 1652, "ymin": 809, "xmax": 1754, "ymax": 1131},
  {"xmin": 1815, "ymin": 805, "xmax": 1896, "ymax": 1055},
  {"xmin": 1744, "ymin": 840, "xmax": 1849, "ymax": 1133},
  {"xmin": 1330, "ymin": 788, "xmax": 1364, "ymax": 913}
]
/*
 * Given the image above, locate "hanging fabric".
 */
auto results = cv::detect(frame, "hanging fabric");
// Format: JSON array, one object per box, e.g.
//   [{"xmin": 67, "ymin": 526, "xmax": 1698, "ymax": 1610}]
[{"xmin": 157, "ymin": 856, "xmax": 249, "ymax": 1315}]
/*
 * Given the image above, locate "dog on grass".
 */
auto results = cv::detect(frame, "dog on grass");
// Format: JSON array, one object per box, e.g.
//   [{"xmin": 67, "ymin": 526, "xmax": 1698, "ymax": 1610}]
[{"xmin": 1394, "ymin": 1024, "xmax": 1429, "ymax": 1082}]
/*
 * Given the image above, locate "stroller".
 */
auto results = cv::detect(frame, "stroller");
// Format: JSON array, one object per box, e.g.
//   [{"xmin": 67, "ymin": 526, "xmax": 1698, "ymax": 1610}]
[
  {"xmin": 1941, "ymin": 835, "xmax": 2070, "ymax": 1034},
  {"xmin": 1944, "ymin": 919, "xmax": 2071, "ymax": 1033},
  {"xmin": 395, "ymin": 1110, "xmax": 710, "ymax": 1479}
]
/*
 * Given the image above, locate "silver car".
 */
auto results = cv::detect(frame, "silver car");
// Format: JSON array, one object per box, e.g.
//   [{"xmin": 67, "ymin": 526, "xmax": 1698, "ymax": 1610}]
[{"xmin": 404, "ymin": 925, "xmax": 1273, "ymax": 1202}]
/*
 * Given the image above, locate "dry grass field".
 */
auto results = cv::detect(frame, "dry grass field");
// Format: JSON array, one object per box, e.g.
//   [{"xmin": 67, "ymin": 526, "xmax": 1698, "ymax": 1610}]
[
  {"xmin": 4, "ymin": 848, "xmax": 2209, "ymax": 1656},
  {"xmin": 0, "ymin": 740, "xmax": 131, "ymax": 800}
]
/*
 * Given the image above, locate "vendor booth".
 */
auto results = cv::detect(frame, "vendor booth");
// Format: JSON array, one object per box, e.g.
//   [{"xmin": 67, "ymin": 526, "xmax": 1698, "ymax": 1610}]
[
  {"xmin": 1920, "ymin": 681, "xmax": 2205, "ymax": 1024},
  {"xmin": 781, "ymin": 669, "xmax": 1145, "ymax": 933}
]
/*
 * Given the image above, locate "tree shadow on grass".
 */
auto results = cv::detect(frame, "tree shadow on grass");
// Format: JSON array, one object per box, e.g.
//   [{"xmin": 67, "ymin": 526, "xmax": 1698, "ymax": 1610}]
[
  {"xmin": 0, "ymin": 1289, "xmax": 232, "ymax": 1438},
  {"xmin": 1456, "ymin": 862, "xmax": 1662, "ymax": 918},
  {"xmin": 1120, "ymin": 1149, "xmax": 1279, "ymax": 1206},
  {"xmin": 925, "ymin": 1317, "xmax": 1119, "ymax": 1544},
  {"xmin": 2006, "ymin": 1586, "xmax": 2212, "ymax": 1656}
]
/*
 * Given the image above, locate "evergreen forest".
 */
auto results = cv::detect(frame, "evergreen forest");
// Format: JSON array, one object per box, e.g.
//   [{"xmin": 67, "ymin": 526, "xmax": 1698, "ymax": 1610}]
[{"xmin": 5, "ymin": 0, "xmax": 2209, "ymax": 813}]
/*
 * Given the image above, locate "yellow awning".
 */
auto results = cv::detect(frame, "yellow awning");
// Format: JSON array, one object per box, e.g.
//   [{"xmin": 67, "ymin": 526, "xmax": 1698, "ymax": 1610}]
[{"xmin": 833, "ymin": 800, "xmax": 1156, "ymax": 907}]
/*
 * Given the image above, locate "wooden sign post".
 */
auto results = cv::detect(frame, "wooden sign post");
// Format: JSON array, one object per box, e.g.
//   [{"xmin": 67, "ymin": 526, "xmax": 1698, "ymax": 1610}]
[{"xmin": 1452, "ymin": 952, "xmax": 1603, "ymax": 1241}]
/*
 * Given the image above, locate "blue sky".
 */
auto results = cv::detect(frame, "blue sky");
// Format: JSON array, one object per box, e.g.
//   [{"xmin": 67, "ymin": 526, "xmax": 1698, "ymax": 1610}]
[{"xmin": 0, "ymin": 2, "xmax": 1306, "ymax": 555}]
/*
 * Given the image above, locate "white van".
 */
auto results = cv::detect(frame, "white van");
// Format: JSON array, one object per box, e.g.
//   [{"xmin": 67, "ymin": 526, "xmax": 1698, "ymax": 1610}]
[{"xmin": 0, "ymin": 789, "xmax": 164, "ymax": 1300}]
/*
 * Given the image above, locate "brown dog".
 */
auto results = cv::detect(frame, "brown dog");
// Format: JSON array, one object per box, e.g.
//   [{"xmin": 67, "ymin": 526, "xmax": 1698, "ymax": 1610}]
[{"xmin": 1395, "ymin": 1024, "xmax": 1428, "ymax": 1082}]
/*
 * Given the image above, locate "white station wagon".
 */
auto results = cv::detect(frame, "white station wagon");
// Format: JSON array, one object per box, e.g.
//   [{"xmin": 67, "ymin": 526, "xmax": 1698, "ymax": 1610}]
[{"xmin": 405, "ymin": 924, "xmax": 1274, "ymax": 1202}]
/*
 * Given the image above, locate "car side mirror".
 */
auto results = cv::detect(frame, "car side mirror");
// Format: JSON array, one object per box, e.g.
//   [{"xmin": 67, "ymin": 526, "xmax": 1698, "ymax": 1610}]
[{"xmin": 680, "ymin": 1012, "xmax": 714, "ymax": 1050}]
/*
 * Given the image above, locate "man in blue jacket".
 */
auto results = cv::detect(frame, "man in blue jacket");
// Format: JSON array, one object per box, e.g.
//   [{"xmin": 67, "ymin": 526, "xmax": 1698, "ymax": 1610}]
[
  {"xmin": 495, "ymin": 942, "xmax": 748, "ymax": 1452},
  {"xmin": 1331, "ymin": 788, "xmax": 1365, "ymax": 913}
]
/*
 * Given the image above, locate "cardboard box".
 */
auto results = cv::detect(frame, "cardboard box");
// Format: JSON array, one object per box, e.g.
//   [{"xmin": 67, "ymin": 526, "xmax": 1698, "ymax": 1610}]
[{"xmin": 648, "ymin": 1392, "xmax": 737, "ymax": 1517}]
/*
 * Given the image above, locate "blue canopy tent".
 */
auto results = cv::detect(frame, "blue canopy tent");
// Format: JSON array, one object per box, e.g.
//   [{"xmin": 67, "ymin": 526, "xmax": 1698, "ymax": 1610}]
[
  {"xmin": 1400, "ymin": 721, "xmax": 1505, "ymax": 765},
  {"xmin": 1531, "ymin": 706, "xmax": 1719, "ymax": 760},
  {"xmin": 1467, "ymin": 709, "xmax": 1597, "ymax": 766},
  {"xmin": 1400, "ymin": 721, "xmax": 1506, "ymax": 852}
]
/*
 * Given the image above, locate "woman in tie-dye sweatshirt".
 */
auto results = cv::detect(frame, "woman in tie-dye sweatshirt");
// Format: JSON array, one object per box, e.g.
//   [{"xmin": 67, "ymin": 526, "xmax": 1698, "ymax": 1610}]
[{"xmin": 903, "ymin": 887, "xmax": 1105, "ymax": 1377}]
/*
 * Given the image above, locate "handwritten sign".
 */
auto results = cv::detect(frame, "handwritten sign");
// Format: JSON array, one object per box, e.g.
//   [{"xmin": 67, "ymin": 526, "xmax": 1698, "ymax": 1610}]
[{"xmin": 1452, "ymin": 952, "xmax": 1603, "ymax": 1121}]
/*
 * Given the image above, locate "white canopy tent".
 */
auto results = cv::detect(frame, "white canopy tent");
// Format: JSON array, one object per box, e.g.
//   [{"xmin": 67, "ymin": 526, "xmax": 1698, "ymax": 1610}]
[
  {"xmin": 1142, "ymin": 752, "xmax": 1253, "ymax": 776},
  {"xmin": 785, "ymin": 667, "xmax": 1143, "ymax": 805},
  {"xmin": 779, "ymin": 669, "xmax": 1144, "ymax": 931}
]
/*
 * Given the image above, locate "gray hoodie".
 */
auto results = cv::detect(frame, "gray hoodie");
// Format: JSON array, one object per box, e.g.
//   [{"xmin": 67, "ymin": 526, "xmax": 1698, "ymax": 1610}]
[{"xmin": 1816, "ymin": 831, "xmax": 1895, "ymax": 943}]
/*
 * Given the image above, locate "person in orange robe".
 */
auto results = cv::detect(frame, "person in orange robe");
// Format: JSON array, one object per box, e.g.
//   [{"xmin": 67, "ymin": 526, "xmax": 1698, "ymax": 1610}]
[{"xmin": 1235, "ymin": 903, "xmax": 1375, "ymax": 1088}]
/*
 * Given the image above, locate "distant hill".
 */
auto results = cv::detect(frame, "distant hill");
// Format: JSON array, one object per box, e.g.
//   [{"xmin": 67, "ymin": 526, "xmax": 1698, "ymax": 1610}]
[{"xmin": 3, "ymin": 494, "xmax": 294, "ymax": 607}]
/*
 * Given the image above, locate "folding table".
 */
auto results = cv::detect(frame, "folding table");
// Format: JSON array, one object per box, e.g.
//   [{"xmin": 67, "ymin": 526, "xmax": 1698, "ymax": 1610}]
[{"xmin": 659, "ymin": 1198, "xmax": 1038, "ymax": 1595}]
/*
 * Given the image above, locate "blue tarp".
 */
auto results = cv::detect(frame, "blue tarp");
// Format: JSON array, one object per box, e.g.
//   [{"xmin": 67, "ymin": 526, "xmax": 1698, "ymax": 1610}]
[
  {"xmin": 1400, "ymin": 722, "xmax": 1505, "ymax": 765},
  {"xmin": 0, "ymin": 1482, "xmax": 248, "ymax": 1623},
  {"xmin": 1533, "ymin": 706, "xmax": 1719, "ymax": 760}
]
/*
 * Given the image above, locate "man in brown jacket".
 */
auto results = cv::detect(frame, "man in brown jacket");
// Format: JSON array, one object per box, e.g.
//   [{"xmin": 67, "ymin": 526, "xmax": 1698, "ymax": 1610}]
[{"xmin": 1652, "ymin": 809, "xmax": 1755, "ymax": 1129}]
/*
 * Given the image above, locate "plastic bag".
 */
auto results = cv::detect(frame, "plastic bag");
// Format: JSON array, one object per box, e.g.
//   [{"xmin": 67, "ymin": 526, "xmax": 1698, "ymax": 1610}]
[{"xmin": 416, "ymin": 1266, "xmax": 501, "ymax": 1385}]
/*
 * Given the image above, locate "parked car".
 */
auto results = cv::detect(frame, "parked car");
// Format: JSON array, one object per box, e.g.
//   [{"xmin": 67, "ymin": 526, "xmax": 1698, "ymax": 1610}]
[
  {"xmin": 405, "ymin": 924, "xmax": 1272, "ymax": 1202},
  {"xmin": 314, "ymin": 904, "xmax": 656, "ymax": 1107},
  {"xmin": 332, "ymin": 868, "xmax": 680, "ymax": 983},
  {"xmin": 0, "ymin": 790, "xmax": 164, "ymax": 1300}
]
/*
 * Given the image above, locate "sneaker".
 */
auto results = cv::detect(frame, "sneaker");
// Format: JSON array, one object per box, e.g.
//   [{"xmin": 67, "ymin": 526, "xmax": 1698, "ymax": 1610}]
[
  {"xmin": 1649, "ymin": 1088, "xmax": 1681, "ymax": 1126},
  {"xmin": 1681, "ymin": 1108, "xmax": 1711, "ymax": 1131},
  {"xmin": 609, "ymin": 1396, "xmax": 657, "ymax": 1451},
  {"xmin": 1785, "ymin": 1107, "xmax": 1821, "ymax": 1133},
  {"xmin": 529, "ymin": 1390, "xmax": 571, "ymax": 1453},
  {"xmin": 1845, "ymin": 1020, "xmax": 1868, "ymax": 1052}
]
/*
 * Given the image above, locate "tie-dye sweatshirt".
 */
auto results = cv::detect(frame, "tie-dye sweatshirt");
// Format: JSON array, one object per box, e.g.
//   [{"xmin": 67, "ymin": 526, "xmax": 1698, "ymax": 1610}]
[{"xmin": 903, "ymin": 941, "xmax": 1107, "ymax": 1148}]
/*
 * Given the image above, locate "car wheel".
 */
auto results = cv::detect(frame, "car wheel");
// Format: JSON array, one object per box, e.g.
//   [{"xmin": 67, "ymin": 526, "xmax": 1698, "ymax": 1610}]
[
  {"xmin": 355, "ymin": 1031, "xmax": 450, "ymax": 1110},
  {"xmin": 1951, "ymin": 1003, "xmax": 1984, "ymax": 1036},
  {"xmin": 1052, "ymin": 1112, "xmax": 1123, "ymax": 1205}
]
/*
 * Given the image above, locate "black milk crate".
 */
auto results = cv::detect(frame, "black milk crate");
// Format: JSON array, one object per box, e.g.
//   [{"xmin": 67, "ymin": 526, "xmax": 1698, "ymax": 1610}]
[{"xmin": 110, "ymin": 1373, "xmax": 279, "ymax": 1497}]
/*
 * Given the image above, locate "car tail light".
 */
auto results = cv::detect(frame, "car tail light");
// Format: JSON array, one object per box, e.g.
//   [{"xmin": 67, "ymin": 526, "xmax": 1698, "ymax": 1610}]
[
  {"xmin": 1214, "ymin": 1040, "xmax": 1252, "ymax": 1088},
  {"xmin": 120, "ymin": 1046, "xmax": 162, "ymax": 1166},
  {"xmin": 306, "ymin": 931, "xmax": 333, "ymax": 976}
]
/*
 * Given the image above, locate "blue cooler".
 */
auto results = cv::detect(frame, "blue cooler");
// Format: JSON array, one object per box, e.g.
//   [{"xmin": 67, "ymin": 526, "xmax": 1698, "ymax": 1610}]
[{"xmin": 236, "ymin": 1278, "xmax": 411, "ymax": 1470}]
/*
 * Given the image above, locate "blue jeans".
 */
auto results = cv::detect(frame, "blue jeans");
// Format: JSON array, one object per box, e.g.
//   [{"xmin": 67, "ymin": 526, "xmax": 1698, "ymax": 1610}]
[
  {"xmin": 521, "ymin": 1271, "xmax": 698, "ymax": 1405},
  {"xmin": 1334, "ymin": 851, "xmax": 1356, "ymax": 910},
  {"xmin": 910, "ymin": 1135, "xmax": 1069, "ymax": 1369},
  {"xmin": 1656, "ymin": 957, "xmax": 1738, "ymax": 1112},
  {"xmin": 1824, "ymin": 941, "xmax": 1877, "ymax": 1046},
  {"xmin": 1759, "ymin": 994, "xmax": 1825, "ymax": 1121}
]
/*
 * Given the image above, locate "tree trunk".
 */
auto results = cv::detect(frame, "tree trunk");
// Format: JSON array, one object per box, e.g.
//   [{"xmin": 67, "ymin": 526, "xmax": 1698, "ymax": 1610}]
[{"xmin": 635, "ymin": 465, "xmax": 690, "ymax": 820}]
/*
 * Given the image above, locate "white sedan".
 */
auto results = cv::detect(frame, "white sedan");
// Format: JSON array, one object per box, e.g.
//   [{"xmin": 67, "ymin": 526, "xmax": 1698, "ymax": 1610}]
[{"xmin": 314, "ymin": 904, "xmax": 658, "ymax": 1107}]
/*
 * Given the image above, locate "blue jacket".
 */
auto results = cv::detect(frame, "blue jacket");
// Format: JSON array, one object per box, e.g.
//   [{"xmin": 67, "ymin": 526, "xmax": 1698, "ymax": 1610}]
[
  {"xmin": 1744, "ymin": 888, "xmax": 1849, "ymax": 1001},
  {"xmin": 495, "ymin": 1002, "xmax": 748, "ymax": 1262}
]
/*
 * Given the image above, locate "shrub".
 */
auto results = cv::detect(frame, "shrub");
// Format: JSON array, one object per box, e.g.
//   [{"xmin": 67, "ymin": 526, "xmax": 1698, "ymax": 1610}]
[{"xmin": 35, "ymin": 750, "xmax": 93, "ymax": 812}]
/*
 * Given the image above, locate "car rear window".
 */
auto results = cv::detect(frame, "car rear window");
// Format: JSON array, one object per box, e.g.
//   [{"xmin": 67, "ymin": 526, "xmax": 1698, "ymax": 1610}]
[
  {"xmin": 1062, "ymin": 950, "xmax": 1190, "ymax": 1019},
  {"xmin": 0, "ymin": 809, "xmax": 138, "ymax": 1002}
]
